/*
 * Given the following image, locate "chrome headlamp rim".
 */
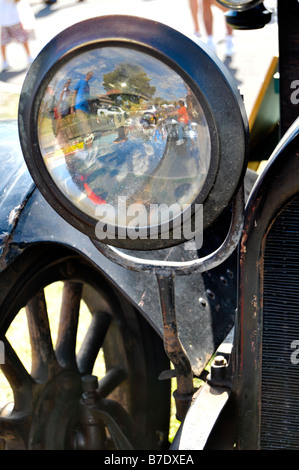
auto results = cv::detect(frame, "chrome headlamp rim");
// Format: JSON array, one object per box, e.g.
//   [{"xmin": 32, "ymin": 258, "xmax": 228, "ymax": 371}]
[
  {"xmin": 19, "ymin": 15, "xmax": 248, "ymax": 250},
  {"xmin": 216, "ymin": 0, "xmax": 263, "ymax": 11}
]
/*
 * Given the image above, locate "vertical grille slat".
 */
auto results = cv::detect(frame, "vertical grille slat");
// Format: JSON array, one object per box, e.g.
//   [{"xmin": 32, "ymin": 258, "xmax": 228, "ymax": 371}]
[{"xmin": 261, "ymin": 195, "xmax": 299, "ymax": 449}]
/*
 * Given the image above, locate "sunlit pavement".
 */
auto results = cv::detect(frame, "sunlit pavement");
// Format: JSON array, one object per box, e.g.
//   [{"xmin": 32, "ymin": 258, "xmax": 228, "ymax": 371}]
[{"xmin": 0, "ymin": 0, "xmax": 278, "ymax": 119}]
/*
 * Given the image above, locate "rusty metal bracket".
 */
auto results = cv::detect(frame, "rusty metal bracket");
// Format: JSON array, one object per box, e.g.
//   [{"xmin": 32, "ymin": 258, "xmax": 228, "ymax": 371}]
[
  {"xmin": 156, "ymin": 270, "xmax": 195, "ymax": 421},
  {"xmin": 94, "ymin": 188, "xmax": 244, "ymax": 422}
]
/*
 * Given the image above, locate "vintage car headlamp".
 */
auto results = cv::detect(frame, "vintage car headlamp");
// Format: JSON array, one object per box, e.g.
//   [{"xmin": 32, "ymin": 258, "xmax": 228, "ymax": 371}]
[
  {"xmin": 215, "ymin": 0, "xmax": 263, "ymax": 10},
  {"xmin": 19, "ymin": 15, "xmax": 248, "ymax": 250}
]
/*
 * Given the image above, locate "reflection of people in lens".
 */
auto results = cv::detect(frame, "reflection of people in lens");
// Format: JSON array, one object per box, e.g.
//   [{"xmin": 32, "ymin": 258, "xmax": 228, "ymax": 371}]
[
  {"xmin": 58, "ymin": 78, "xmax": 72, "ymax": 118},
  {"xmin": 71, "ymin": 71, "xmax": 94, "ymax": 146},
  {"xmin": 175, "ymin": 100, "xmax": 190, "ymax": 146},
  {"xmin": 113, "ymin": 111, "xmax": 127, "ymax": 143},
  {"xmin": 186, "ymin": 88, "xmax": 199, "ymax": 123},
  {"xmin": 57, "ymin": 78, "xmax": 72, "ymax": 140}
]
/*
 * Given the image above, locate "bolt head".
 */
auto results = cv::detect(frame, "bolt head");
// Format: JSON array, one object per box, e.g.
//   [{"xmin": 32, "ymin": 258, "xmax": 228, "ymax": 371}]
[
  {"xmin": 213, "ymin": 355, "xmax": 227, "ymax": 367},
  {"xmin": 81, "ymin": 375, "xmax": 98, "ymax": 392}
]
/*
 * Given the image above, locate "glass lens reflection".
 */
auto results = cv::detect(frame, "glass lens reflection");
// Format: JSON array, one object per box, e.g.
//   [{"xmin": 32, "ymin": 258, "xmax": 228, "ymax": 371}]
[{"xmin": 38, "ymin": 47, "xmax": 211, "ymax": 227}]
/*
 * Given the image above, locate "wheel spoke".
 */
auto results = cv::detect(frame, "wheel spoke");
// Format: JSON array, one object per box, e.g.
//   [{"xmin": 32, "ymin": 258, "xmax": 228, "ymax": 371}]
[
  {"xmin": 0, "ymin": 338, "xmax": 34, "ymax": 411},
  {"xmin": 25, "ymin": 290, "xmax": 57, "ymax": 380},
  {"xmin": 77, "ymin": 311, "xmax": 111, "ymax": 374},
  {"xmin": 55, "ymin": 281, "xmax": 82, "ymax": 369},
  {"xmin": 97, "ymin": 367, "xmax": 127, "ymax": 398}
]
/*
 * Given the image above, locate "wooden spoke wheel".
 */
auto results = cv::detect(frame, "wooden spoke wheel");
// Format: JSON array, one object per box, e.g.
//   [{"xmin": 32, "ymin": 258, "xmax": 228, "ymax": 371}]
[{"xmin": 0, "ymin": 248, "xmax": 170, "ymax": 450}]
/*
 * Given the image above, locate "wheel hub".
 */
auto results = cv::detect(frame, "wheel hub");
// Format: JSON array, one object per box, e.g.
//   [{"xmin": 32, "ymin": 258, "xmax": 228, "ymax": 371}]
[{"xmin": 28, "ymin": 370, "xmax": 83, "ymax": 449}]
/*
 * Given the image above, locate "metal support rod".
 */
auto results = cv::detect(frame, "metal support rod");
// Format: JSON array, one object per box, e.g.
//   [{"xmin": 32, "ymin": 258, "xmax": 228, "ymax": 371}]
[
  {"xmin": 76, "ymin": 375, "xmax": 137, "ymax": 450},
  {"xmin": 156, "ymin": 270, "xmax": 195, "ymax": 421},
  {"xmin": 94, "ymin": 187, "xmax": 244, "ymax": 420},
  {"xmin": 94, "ymin": 186, "xmax": 244, "ymax": 276}
]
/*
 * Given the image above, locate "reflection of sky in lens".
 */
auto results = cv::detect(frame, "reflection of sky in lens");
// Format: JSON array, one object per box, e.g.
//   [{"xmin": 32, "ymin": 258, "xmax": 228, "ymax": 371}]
[{"xmin": 51, "ymin": 47, "xmax": 188, "ymax": 102}]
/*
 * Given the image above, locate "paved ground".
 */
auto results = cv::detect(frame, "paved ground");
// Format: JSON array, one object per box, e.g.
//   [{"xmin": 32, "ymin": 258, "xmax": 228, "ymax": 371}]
[{"xmin": 0, "ymin": 0, "xmax": 278, "ymax": 120}]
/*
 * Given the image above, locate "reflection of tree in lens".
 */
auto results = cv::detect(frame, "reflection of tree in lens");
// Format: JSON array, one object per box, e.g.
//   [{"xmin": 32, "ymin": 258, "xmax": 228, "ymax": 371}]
[{"xmin": 103, "ymin": 63, "xmax": 156, "ymax": 103}]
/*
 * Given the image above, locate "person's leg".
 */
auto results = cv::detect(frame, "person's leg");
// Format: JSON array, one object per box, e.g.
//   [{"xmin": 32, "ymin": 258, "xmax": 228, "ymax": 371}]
[
  {"xmin": 76, "ymin": 109, "xmax": 91, "ymax": 135},
  {"xmin": 189, "ymin": 0, "xmax": 201, "ymax": 36},
  {"xmin": 9, "ymin": 24, "xmax": 33, "ymax": 64},
  {"xmin": 177, "ymin": 123, "xmax": 186, "ymax": 144},
  {"xmin": 1, "ymin": 45, "xmax": 9, "ymax": 70},
  {"xmin": 203, "ymin": 0, "xmax": 213, "ymax": 35},
  {"xmin": 203, "ymin": 0, "xmax": 216, "ymax": 52},
  {"xmin": 213, "ymin": 0, "xmax": 233, "ymax": 34},
  {"xmin": 22, "ymin": 40, "xmax": 33, "ymax": 63},
  {"xmin": 213, "ymin": 0, "xmax": 235, "ymax": 56},
  {"xmin": 1, "ymin": 45, "xmax": 7, "ymax": 63},
  {"xmin": 1, "ymin": 27, "xmax": 10, "ymax": 70},
  {"xmin": 178, "ymin": 123, "xmax": 183, "ymax": 140}
]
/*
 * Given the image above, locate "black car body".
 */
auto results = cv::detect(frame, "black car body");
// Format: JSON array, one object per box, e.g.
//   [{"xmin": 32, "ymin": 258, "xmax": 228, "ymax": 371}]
[{"xmin": 0, "ymin": 0, "xmax": 298, "ymax": 451}]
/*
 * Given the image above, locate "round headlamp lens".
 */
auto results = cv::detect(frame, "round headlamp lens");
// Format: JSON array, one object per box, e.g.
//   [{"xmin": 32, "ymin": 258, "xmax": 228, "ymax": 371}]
[{"xmin": 37, "ymin": 46, "xmax": 211, "ymax": 230}]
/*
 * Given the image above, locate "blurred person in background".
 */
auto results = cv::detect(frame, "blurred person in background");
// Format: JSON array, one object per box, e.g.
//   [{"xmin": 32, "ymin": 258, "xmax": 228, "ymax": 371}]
[
  {"xmin": 189, "ymin": 0, "xmax": 235, "ymax": 56},
  {"xmin": 0, "ymin": 0, "xmax": 33, "ymax": 71}
]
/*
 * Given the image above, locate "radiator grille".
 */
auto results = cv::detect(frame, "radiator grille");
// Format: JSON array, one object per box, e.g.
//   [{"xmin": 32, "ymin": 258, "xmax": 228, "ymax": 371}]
[{"xmin": 261, "ymin": 195, "xmax": 299, "ymax": 449}]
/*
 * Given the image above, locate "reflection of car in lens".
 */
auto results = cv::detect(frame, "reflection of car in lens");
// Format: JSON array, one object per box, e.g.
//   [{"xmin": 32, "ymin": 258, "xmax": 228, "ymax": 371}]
[
  {"xmin": 142, "ymin": 105, "xmax": 156, "ymax": 115},
  {"xmin": 97, "ymin": 106, "xmax": 125, "ymax": 118}
]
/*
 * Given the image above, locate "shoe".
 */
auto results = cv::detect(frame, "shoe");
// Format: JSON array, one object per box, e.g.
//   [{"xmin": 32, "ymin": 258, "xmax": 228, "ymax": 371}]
[
  {"xmin": 225, "ymin": 36, "xmax": 235, "ymax": 57},
  {"xmin": 28, "ymin": 56, "xmax": 33, "ymax": 66},
  {"xmin": 193, "ymin": 31, "xmax": 202, "ymax": 44},
  {"xmin": 1, "ymin": 60, "xmax": 9, "ymax": 72},
  {"xmin": 176, "ymin": 139, "xmax": 184, "ymax": 146},
  {"xmin": 205, "ymin": 36, "xmax": 216, "ymax": 53}
]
